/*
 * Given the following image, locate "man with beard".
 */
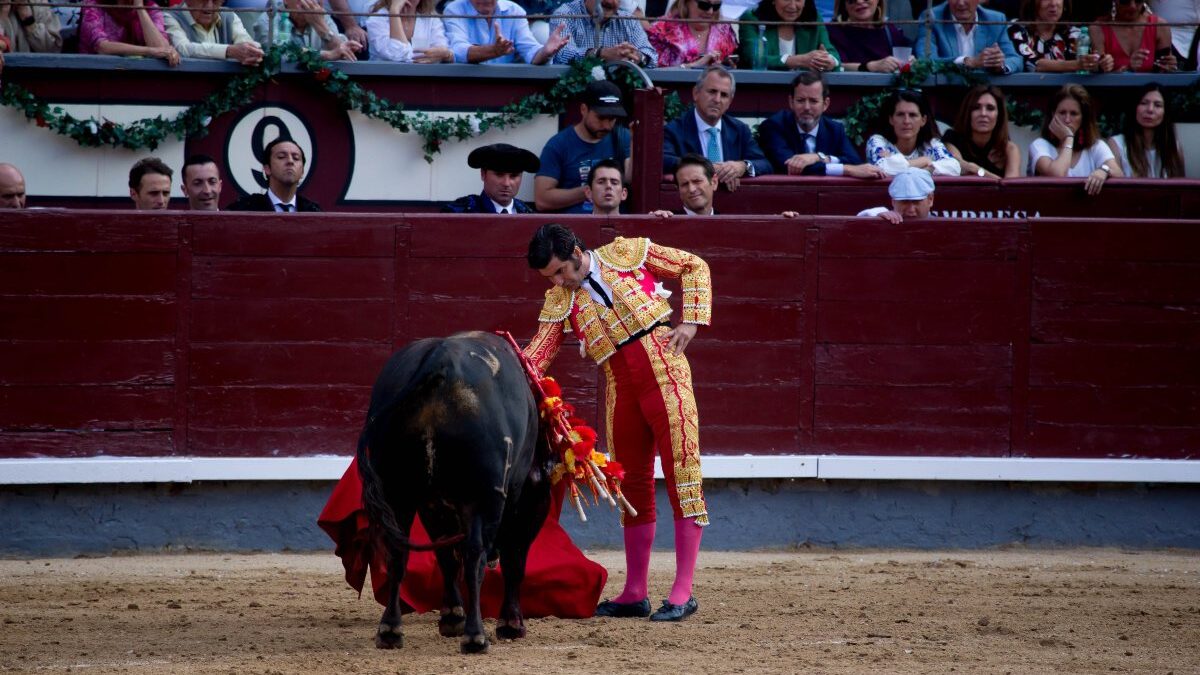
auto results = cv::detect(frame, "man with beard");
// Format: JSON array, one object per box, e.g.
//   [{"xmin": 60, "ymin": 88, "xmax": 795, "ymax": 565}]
[
  {"xmin": 228, "ymin": 138, "xmax": 322, "ymax": 212},
  {"xmin": 663, "ymin": 66, "xmax": 771, "ymax": 192},
  {"xmin": 180, "ymin": 154, "xmax": 223, "ymax": 211},
  {"xmin": 443, "ymin": 143, "xmax": 539, "ymax": 214},
  {"xmin": 535, "ymin": 80, "xmax": 632, "ymax": 214},
  {"xmin": 548, "ymin": 0, "xmax": 656, "ymax": 66},
  {"xmin": 759, "ymin": 72, "xmax": 885, "ymax": 179},
  {"xmin": 583, "ymin": 158, "xmax": 627, "ymax": 217}
]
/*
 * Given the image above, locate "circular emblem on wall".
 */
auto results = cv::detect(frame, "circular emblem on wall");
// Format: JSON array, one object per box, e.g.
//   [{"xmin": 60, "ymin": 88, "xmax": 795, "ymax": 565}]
[{"xmin": 224, "ymin": 104, "xmax": 316, "ymax": 197}]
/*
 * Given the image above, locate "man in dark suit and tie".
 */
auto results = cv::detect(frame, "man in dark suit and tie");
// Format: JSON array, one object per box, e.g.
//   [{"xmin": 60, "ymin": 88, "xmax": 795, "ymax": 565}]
[
  {"xmin": 758, "ymin": 72, "xmax": 886, "ymax": 180},
  {"xmin": 442, "ymin": 143, "xmax": 539, "ymax": 214},
  {"xmin": 227, "ymin": 138, "xmax": 322, "ymax": 212},
  {"xmin": 663, "ymin": 65, "xmax": 771, "ymax": 192}
]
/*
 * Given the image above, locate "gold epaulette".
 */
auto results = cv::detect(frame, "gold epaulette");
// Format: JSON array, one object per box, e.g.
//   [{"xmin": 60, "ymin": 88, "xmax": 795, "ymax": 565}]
[
  {"xmin": 537, "ymin": 286, "xmax": 573, "ymax": 323},
  {"xmin": 594, "ymin": 237, "xmax": 650, "ymax": 272}
]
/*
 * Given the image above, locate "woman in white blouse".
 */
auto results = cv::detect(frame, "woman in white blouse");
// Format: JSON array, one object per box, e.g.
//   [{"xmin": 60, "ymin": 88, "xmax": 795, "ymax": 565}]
[
  {"xmin": 1105, "ymin": 82, "xmax": 1186, "ymax": 179},
  {"xmin": 367, "ymin": 0, "xmax": 451, "ymax": 63},
  {"xmin": 1029, "ymin": 84, "xmax": 1123, "ymax": 196},
  {"xmin": 866, "ymin": 89, "xmax": 961, "ymax": 176}
]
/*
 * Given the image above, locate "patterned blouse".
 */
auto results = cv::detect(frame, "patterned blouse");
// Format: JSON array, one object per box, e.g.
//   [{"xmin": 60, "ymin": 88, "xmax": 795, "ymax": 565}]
[
  {"xmin": 866, "ymin": 135, "xmax": 961, "ymax": 176},
  {"xmin": 1006, "ymin": 22, "xmax": 1080, "ymax": 71},
  {"xmin": 79, "ymin": 0, "xmax": 168, "ymax": 54},
  {"xmin": 646, "ymin": 19, "xmax": 738, "ymax": 68}
]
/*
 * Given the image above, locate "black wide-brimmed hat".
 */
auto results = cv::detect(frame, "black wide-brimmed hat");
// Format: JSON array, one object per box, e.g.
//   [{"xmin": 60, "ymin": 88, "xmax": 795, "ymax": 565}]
[{"xmin": 467, "ymin": 143, "xmax": 540, "ymax": 173}]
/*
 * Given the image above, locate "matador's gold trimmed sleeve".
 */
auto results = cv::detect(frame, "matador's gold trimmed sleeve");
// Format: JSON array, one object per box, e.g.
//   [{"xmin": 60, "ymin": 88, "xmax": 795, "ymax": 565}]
[
  {"xmin": 523, "ymin": 287, "xmax": 571, "ymax": 375},
  {"xmin": 644, "ymin": 242, "xmax": 712, "ymax": 325}
]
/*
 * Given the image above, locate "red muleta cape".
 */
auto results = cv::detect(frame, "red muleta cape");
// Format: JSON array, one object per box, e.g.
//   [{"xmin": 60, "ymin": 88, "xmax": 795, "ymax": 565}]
[{"xmin": 317, "ymin": 457, "xmax": 607, "ymax": 619}]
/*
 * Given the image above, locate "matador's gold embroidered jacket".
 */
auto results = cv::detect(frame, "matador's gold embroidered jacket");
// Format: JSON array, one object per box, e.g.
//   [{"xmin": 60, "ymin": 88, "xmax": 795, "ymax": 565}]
[{"xmin": 523, "ymin": 236, "xmax": 712, "ymax": 374}]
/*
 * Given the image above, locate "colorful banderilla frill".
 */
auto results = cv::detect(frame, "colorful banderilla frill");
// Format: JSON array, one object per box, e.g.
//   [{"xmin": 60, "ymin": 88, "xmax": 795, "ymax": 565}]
[{"xmin": 498, "ymin": 331, "xmax": 636, "ymax": 523}]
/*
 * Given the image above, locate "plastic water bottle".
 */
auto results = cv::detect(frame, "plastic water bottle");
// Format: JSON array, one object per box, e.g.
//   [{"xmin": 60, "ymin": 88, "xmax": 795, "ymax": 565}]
[
  {"xmin": 1076, "ymin": 26, "xmax": 1091, "ymax": 74},
  {"xmin": 753, "ymin": 24, "xmax": 767, "ymax": 70}
]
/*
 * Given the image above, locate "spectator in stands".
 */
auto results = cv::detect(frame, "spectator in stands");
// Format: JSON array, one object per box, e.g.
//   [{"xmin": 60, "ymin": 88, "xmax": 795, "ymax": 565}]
[
  {"xmin": 737, "ymin": 0, "xmax": 841, "ymax": 71},
  {"xmin": 444, "ymin": 0, "xmax": 568, "ymax": 63},
  {"xmin": 329, "ymin": 0, "xmax": 371, "ymax": 54},
  {"xmin": 943, "ymin": 84, "xmax": 1021, "ymax": 177},
  {"xmin": 1105, "ymin": 82, "xmax": 1186, "ymax": 178},
  {"xmin": 1091, "ymin": 0, "xmax": 1177, "ymax": 72},
  {"xmin": 228, "ymin": 138, "xmax": 323, "ymax": 211},
  {"xmin": 80, "ymin": 0, "xmax": 180, "ymax": 66},
  {"xmin": 857, "ymin": 166, "xmax": 936, "ymax": 222},
  {"xmin": 164, "ymin": 0, "xmax": 264, "ymax": 65},
  {"xmin": 866, "ymin": 88, "xmax": 961, "ymax": 176},
  {"xmin": 652, "ymin": 153, "xmax": 719, "ymax": 216},
  {"xmin": 584, "ymin": 158, "xmax": 628, "ymax": 216},
  {"xmin": 1150, "ymin": 0, "xmax": 1197, "ymax": 69},
  {"xmin": 915, "ymin": 0, "xmax": 1023, "ymax": 73},
  {"xmin": 443, "ymin": 143, "xmax": 539, "ymax": 213},
  {"xmin": 759, "ymin": 71, "xmax": 886, "ymax": 178},
  {"xmin": 129, "ymin": 157, "xmax": 173, "ymax": 210},
  {"xmin": 0, "ymin": 162, "xmax": 26, "ymax": 209},
  {"xmin": 549, "ymin": 0, "xmax": 658, "ymax": 66},
  {"xmin": 254, "ymin": 0, "xmax": 362, "ymax": 61},
  {"xmin": 826, "ymin": 0, "xmax": 912, "ymax": 73},
  {"xmin": 535, "ymin": 79, "xmax": 632, "ymax": 213},
  {"xmin": 1007, "ymin": 0, "xmax": 1111, "ymax": 71},
  {"xmin": 646, "ymin": 0, "xmax": 738, "ymax": 67},
  {"xmin": 663, "ymin": 66, "xmax": 771, "ymax": 191},
  {"xmin": 181, "ymin": 154, "xmax": 223, "ymax": 211},
  {"xmin": 1029, "ymin": 83, "xmax": 1123, "ymax": 195},
  {"xmin": 367, "ymin": 0, "xmax": 452, "ymax": 62},
  {"xmin": 0, "ymin": 0, "xmax": 63, "ymax": 53}
]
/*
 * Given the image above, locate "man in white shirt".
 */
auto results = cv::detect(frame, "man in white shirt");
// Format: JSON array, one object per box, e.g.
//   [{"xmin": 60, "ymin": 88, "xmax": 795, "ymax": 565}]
[
  {"xmin": 442, "ymin": 143, "xmax": 539, "ymax": 214},
  {"xmin": 916, "ymin": 0, "xmax": 1023, "ymax": 74},
  {"xmin": 164, "ymin": 0, "xmax": 264, "ymax": 65}
]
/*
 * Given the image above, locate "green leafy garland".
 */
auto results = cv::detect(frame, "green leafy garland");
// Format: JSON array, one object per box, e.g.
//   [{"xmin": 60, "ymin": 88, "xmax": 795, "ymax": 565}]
[{"xmin": 0, "ymin": 44, "xmax": 683, "ymax": 160}]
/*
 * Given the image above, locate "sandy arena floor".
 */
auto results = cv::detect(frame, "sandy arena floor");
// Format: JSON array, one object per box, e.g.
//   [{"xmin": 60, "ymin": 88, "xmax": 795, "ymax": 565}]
[{"xmin": 1, "ymin": 549, "xmax": 1198, "ymax": 674}]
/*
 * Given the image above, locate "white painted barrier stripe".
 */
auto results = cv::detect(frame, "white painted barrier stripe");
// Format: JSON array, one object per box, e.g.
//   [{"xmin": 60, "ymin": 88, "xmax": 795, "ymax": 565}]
[{"xmin": 2, "ymin": 455, "xmax": 1199, "ymax": 484}]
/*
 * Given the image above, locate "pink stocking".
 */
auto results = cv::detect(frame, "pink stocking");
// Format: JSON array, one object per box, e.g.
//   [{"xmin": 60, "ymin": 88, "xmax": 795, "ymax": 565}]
[
  {"xmin": 611, "ymin": 521, "xmax": 655, "ymax": 603},
  {"xmin": 667, "ymin": 518, "xmax": 703, "ymax": 605}
]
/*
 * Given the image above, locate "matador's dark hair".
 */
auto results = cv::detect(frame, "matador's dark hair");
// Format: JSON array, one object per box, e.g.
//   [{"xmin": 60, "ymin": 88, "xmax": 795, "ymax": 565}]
[{"xmin": 527, "ymin": 223, "xmax": 584, "ymax": 269}]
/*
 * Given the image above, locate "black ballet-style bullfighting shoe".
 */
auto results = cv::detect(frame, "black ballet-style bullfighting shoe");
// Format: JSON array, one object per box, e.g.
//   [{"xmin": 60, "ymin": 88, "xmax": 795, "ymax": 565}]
[
  {"xmin": 649, "ymin": 596, "xmax": 698, "ymax": 622},
  {"xmin": 594, "ymin": 597, "xmax": 652, "ymax": 618}
]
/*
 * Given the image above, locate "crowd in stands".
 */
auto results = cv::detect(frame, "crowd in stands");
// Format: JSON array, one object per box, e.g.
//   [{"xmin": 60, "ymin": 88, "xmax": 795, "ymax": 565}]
[
  {"xmin": 0, "ymin": 67, "xmax": 1189, "ymax": 217},
  {"xmin": 1, "ymin": 0, "xmax": 1196, "ymax": 70}
]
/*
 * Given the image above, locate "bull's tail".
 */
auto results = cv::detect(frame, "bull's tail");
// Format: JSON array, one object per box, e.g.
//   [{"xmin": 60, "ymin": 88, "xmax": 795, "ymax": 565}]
[{"xmin": 356, "ymin": 361, "xmax": 465, "ymax": 556}]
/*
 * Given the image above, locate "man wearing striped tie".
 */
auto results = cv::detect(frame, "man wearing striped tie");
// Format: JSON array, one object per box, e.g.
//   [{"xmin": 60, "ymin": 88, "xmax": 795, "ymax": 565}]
[
  {"xmin": 228, "ymin": 138, "xmax": 322, "ymax": 212},
  {"xmin": 662, "ymin": 65, "xmax": 771, "ymax": 192}
]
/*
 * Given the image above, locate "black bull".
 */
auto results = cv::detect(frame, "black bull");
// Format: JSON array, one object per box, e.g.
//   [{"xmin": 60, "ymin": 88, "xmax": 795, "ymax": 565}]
[{"xmin": 356, "ymin": 331, "xmax": 552, "ymax": 653}]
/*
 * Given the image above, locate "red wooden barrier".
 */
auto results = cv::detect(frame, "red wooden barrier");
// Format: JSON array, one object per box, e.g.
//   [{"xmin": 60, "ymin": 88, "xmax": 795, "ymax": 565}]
[{"xmin": 2, "ymin": 210, "xmax": 1197, "ymax": 461}]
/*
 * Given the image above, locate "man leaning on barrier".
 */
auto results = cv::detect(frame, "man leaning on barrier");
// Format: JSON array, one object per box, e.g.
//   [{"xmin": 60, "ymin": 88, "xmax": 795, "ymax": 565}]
[
  {"xmin": 164, "ymin": 0, "xmax": 264, "ymax": 65},
  {"xmin": 254, "ymin": 0, "xmax": 362, "ymax": 61},
  {"xmin": 916, "ymin": 0, "xmax": 1023, "ymax": 74},
  {"xmin": 0, "ymin": 0, "xmax": 62, "ymax": 53},
  {"xmin": 443, "ymin": 0, "xmax": 568, "ymax": 64},
  {"xmin": 549, "ymin": 0, "xmax": 657, "ymax": 66}
]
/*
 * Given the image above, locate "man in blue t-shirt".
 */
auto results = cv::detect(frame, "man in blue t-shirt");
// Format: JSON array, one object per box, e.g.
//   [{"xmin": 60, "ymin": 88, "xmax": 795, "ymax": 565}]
[{"xmin": 535, "ymin": 80, "xmax": 632, "ymax": 214}]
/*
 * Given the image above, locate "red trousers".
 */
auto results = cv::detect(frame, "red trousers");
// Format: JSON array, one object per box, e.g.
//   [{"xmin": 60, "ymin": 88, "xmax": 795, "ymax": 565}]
[{"xmin": 603, "ymin": 326, "xmax": 708, "ymax": 527}]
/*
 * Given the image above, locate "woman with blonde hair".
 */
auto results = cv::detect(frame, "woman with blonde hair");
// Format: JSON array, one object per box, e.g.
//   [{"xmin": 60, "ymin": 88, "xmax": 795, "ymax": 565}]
[
  {"xmin": 1029, "ymin": 84, "xmax": 1123, "ymax": 195},
  {"xmin": 943, "ymin": 85, "xmax": 1021, "ymax": 178},
  {"xmin": 826, "ymin": 0, "xmax": 911, "ymax": 73},
  {"xmin": 367, "ymin": 0, "xmax": 451, "ymax": 62},
  {"xmin": 648, "ymin": 0, "xmax": 738, "ymax": 67}
]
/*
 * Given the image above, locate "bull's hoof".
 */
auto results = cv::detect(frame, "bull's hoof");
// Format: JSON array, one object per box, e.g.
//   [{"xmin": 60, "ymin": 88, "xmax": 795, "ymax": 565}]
[
  {"xmin": 459, "ymin": 633, "xmax": 489, "ymax": 654},
  {"xmin": 375, "ymin": 623, "xmax": 404, "ymax": 649},
  {"xmin": 438, "ymin": 607, "xmax": 466, "ymax": 637},
  {"xmin": 495, "ymin": 622, "xmax": 526, "ymax": 641}
]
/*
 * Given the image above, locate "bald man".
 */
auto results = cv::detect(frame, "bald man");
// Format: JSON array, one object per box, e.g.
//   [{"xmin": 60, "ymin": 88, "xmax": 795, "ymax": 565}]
[{"xmin": 0, "ymin": 163, "xmax": 27, "ymax": 209}]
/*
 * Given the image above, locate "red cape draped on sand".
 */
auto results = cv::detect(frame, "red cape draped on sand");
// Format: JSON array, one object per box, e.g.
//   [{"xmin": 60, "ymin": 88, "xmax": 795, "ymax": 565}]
[{"xmin": 317, "ymin": 458, "xmax": 607, "ymax": 619}]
